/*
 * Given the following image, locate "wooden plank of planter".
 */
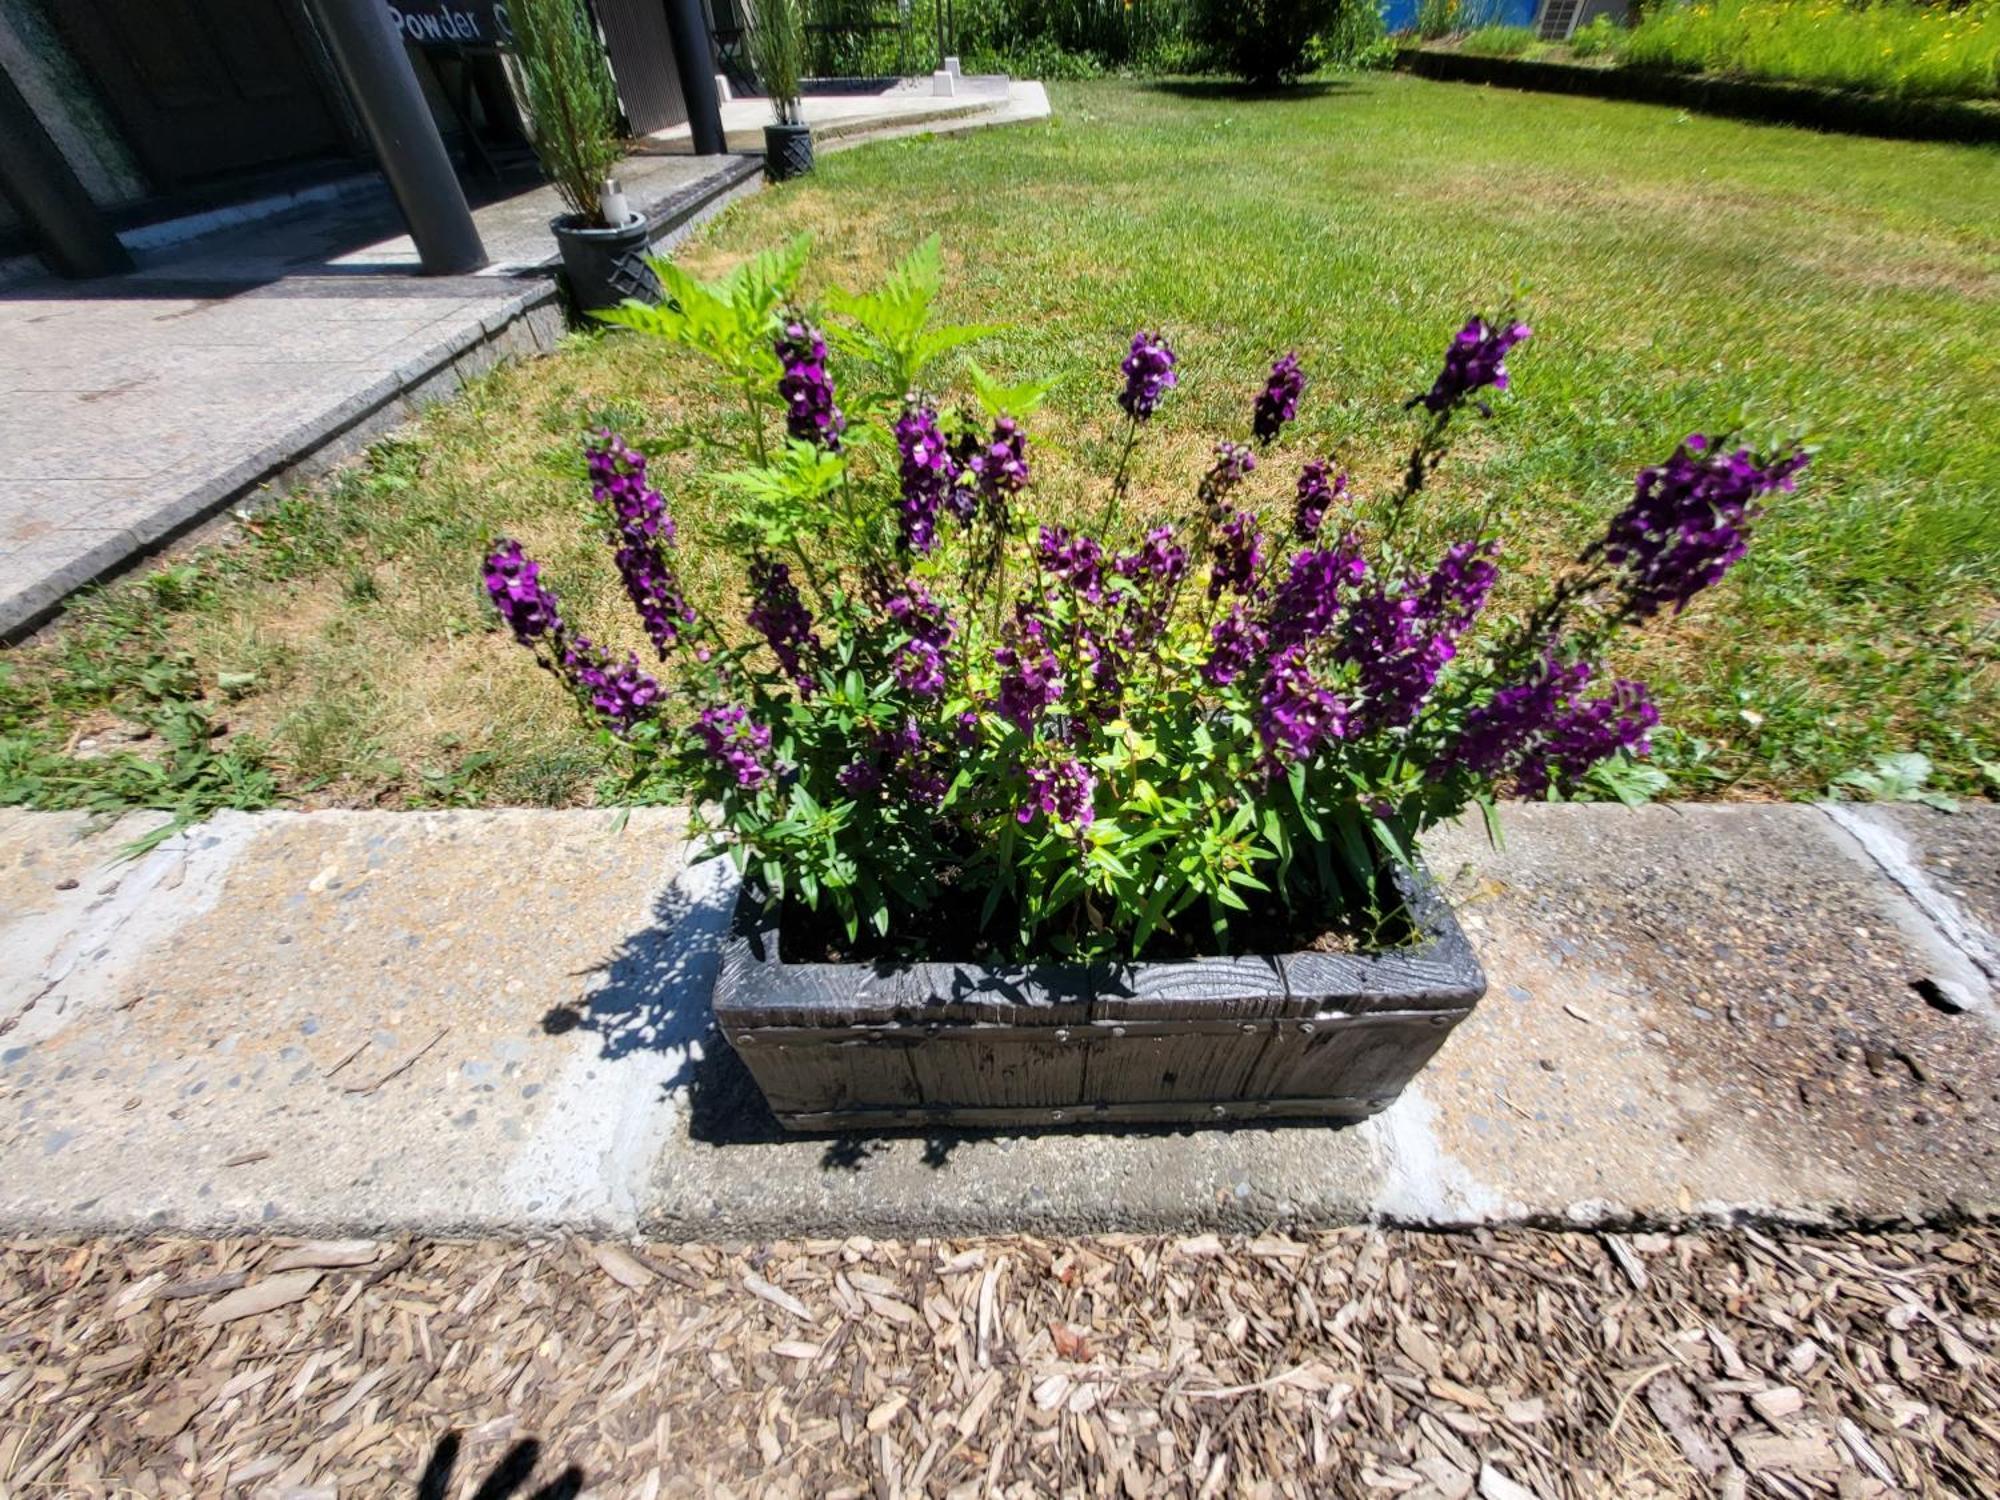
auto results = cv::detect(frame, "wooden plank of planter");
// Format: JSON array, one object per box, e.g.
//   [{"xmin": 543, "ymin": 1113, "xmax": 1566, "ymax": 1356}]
[{"xmin": 1238, "ymin": 1010, "xmax": 1467, "ymax": 1106}]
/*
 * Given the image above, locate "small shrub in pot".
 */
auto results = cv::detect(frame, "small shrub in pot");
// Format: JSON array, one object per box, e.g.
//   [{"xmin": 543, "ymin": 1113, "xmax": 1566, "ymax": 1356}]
[
  {"xmin": 509, "ymin": 0, "xmax": 658, "ymax": 309},
  {"xmin": 752, "ymin": 0, "xmax": 815, "ymax": 180}
]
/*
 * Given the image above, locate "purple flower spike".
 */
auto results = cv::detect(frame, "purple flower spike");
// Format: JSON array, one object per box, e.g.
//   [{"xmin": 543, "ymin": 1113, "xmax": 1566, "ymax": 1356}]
[
  {"xmin": 586, "ymin": 430, "xmax": 674, "ymax": 543},
  {"xmin": 1252, "ymin": 352, "xmax": 1305, "ymax": 444},
  {"xmin": 587, "ymin": 431, "xmax": 695, "ymax": 655},
  {"xmin": 1268, "ymin": 540, "xmax": 1365, "ymax": 652},
  {"xmin": 747, "ymin": 556, "xmax": 819, "ymax": 693},
  {"xmin": 1339, "ymin": 540, "xmax": 1498, "ymax": 731},
  {"xmin": 1207, "ymin": 508, "xmax": 1264, "ymax": 602},
  {"xmin": 563, "ymin": 635, "xmax": 660, "ymax": 734},
  {"xmin": 1038, "ymin": 525, "xmax": 1106, "ymax": 605},
  {"xmin": 1202, "ymin": 604, "xmax": 1268, "ymax": 688},
  {"xmin": 1410, "ymin": 316, "xmax": 1531, "ymax": 417},
  {"xmin": 1018, "ymin": 758, "xmax": 1097, "ymax": 830},
  {"xmin": 970, "ymin": 416, "xmax": 1031, "ymax": 508},
  {"xmin": 1294, "ymin": 460, "xmax": 1348, "ymax": 541},
  {"xmin": 774, "ymin": 318, "xmax": 845, "ymax": 449},
  {"xmin": 1449, "ymin": 656, "xmax": 1656, "ymax": 797},
  {"xmin": 893, "ymin": 401, "xmax": 955, "ymax": 554},
  {"xmin": 696, "ymin": 704, "xmax": 774, "ymax": 790},
  {"xmin": 993, "ymin": 609, "xmax": 1063, "ymax": 732},
  {"xmin": 484, "ymin": 540, "xmax": 562, "ymax": 643},
  {"xmin": 1256, "ymin": 646, "xmax": 1347, "ymax": 764},
  {"xmin": 1118, "ymin": 330, "xmax": 1178, "ymax": 422},
  {"xmin": 1600, "ymin": 435, "xmax": 1809, "ymax": 618}
]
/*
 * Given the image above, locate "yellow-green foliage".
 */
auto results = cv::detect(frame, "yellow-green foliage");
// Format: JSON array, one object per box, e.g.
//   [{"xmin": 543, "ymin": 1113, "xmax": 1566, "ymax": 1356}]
[{"xmin": 1623, "ymin": 0, "xmax": 2000, "ymax": 99}]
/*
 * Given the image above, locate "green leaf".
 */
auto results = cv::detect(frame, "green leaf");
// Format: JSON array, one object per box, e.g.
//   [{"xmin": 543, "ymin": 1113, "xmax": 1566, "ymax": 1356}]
[{"xmin": 966, "ymin": 359, "xmax": 1056, "ymax": 419}]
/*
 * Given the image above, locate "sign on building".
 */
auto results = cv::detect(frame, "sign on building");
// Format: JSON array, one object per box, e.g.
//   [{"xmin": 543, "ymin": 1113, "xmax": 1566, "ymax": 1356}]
[{"xmin": 384, "ymin": 2, "xmax": 514, "ymax": 49}]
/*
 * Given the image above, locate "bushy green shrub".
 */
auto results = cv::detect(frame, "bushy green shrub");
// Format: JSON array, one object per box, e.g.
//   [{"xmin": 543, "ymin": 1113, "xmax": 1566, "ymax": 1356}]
[
  {"xmin": 1190, "ymin": 0, "xmax": 1347, "ymax": 83},
  {"xmin": 1460, "ymin": 23, "xmax": 1540, "ymax": 56},
  {"xmin": 1622, "ymin": 0, "xmax": 2000, "ymax": 100},
  {"xmin": 1566, "ymin": 14, "xmax": 1624, "ymax": 59},
  {"xmin": 507, "ymin": 0, "xmax": 622, "ymax": 224},
  {"xmin": 963, "ymin": 38, "xmax": 1109, "ymax": 79},
  {"xmin": 1322, "ymin": 0, "xmax": 1395, "ymax": 68}
]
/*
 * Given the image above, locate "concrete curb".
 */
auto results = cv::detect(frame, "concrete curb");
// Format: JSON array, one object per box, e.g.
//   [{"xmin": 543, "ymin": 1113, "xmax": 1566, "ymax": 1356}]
[{"xmin": 0, "ymin": 802, "xmax": 1994, "ymax": 1240}]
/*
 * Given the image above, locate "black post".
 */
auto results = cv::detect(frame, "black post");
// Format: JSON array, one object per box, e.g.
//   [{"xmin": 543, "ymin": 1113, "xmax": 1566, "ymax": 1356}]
[
  {"xmin": 663, "ymin": 0, "xmax": 728, "ymax": 155},
  {"xmin": 304, "ymin": 0, "xmax": 488, "ymax": 274},
  {"xmin": 0, "ymin": 66, "xmax": 131, "ymax": 279}
]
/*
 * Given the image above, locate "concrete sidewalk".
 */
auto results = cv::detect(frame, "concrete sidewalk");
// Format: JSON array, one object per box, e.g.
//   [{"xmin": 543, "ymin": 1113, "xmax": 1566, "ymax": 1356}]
[
  {"xmin": 1, "ymin": 801, "xmax": 1993, "ymax": 1239},
  {"xmin": 0, "ymin": 78, "xmax": 1053, "ymax": 640}
]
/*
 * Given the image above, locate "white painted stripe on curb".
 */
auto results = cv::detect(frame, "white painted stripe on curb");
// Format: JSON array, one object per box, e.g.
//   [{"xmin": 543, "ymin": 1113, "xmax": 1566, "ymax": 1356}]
[{"xmin": 1819, "ymin": 802, "xmax": 1998, "ymax": 1019}]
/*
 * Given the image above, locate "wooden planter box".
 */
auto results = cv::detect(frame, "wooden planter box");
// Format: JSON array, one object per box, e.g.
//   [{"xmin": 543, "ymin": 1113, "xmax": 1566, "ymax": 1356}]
[{"xmin": 712, "ymin": 868, "xmax": 1486, "ymax": 1132}]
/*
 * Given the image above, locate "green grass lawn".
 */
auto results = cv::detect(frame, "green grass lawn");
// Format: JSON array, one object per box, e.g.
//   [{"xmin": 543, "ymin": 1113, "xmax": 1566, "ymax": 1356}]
[{"xmin": 4, "ymin": 73, "xmax": 1996, "ymax": 820}]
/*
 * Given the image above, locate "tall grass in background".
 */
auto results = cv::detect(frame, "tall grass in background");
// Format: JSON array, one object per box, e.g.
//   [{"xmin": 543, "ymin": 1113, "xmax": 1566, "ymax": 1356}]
[{"xmin": 1623, "ymin": 0, "xmax": 2000, "ymax": 99}]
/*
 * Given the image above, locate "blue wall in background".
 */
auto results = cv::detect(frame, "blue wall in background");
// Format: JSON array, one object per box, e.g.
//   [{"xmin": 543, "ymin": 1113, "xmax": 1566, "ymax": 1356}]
[{"xmin": 1381, "ymin": 0, "xmax": 1540, "ymax": 30}]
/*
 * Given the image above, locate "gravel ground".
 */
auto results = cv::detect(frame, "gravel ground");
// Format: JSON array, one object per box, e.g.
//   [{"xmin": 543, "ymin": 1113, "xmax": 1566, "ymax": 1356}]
[{"xmin": 1, "ymin": 1227, "xmax": 1994, "ymax": 1498}]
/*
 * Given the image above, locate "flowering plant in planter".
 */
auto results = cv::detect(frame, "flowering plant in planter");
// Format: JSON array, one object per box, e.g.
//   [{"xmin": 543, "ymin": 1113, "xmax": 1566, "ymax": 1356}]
[{"xmin": 486, "ymin": 236, "xmax": 1809, "ymax": 960}]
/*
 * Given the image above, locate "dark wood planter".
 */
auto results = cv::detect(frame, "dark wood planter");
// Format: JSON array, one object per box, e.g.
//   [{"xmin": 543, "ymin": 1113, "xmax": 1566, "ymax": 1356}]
[{"xmin": 712, "ymin": 866, "xmax": 1486, "ymax": 1132}]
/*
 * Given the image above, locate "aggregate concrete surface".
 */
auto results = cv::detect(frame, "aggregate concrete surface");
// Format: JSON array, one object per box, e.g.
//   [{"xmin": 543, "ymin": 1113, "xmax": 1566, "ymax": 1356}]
[{"xmin": 0, "ymin": 803, "xmax": 1993, "ymax": 1238}]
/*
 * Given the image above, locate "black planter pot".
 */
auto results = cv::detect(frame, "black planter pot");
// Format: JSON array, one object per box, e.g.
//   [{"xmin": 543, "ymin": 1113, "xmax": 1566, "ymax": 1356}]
[
  {"xmin": 712, "ymin": 864, "xmax": 1486, "ymax": 1133},
  {"xmin": 550, "ymin": 211, "xmax": 661, "ymax": 315},
  {"xmin": 764, "ymin": 121, "xmax": 815, "ymax": 182}
]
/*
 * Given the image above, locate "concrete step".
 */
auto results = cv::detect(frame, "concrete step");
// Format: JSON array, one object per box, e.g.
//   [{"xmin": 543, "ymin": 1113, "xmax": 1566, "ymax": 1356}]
[{"xmin": 0, "ymin": 802, "xmax": 1993, "ymax": 1238}]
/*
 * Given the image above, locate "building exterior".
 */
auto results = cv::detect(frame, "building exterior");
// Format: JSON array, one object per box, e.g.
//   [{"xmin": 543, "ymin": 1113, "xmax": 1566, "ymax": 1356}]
[{"xmin": 0, "ymin": 0, "xmax": 716, "ymax": 277}]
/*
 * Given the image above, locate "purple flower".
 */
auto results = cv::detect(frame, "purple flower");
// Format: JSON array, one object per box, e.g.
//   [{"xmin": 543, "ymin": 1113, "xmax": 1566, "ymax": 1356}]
[
  {"xmin": 1410, "ymin": 316, "xmax": 1531, "ymax": 417},
  {"xmin": 1599, "ymin": 435, "xmax": 1808, "ymax": 618},
  {"xmin": 943, "ymin": 427, "xmax": 981, "ymax": 522},
  {"xmin": 969, "ymin": 416, "xmax": 1031, "ymax": 509},
  {"xmin": 747, "ymin": 556, "xmax": 818, "ymax": 692},
  {"xmin": 587, "ymin": 432, "xmax": 695, "ymax": 655},
  {"xmin": 614, "ymin": 540, "xmax": 697, "ymax": 657},
  {"xmin": 836, "ymin": 758, "xmax": 883, "ymax": 794},
  {"xmin": 1118, "ymin": 330, "xmax": 1178, "ymax": 421},
  {"xmin": 884, "ymin": 582, "xmax": 956, "ymax": 698},
  {"xmin": 1268, "ymin": 541, "xmax": 1366, "ymax": 652},
  {"xmin": 484, "ymin": 540, "xmax": 562, "ymax": 643},
  {"xmin": 1203, "ymin": 604, "xmax": 1268, "ymax": 687},
  {"xmin": 774, "ymin": 319, "xmax": 845, "ymax": 449},
  {"xmin": 1111, "ymin": 525, "xmax": 1187, "ymax": 647},
  {"xmin": 1018, "ymin": 758, "xmax": 1096, "ymax": 829},
  {"xmin": 696, "ymin": 704, "xmax": 774, "ymax": 790},
  {"xmin": 893, "ymin": 401, "xmax": 955, "ymax": 554},
  {"xmin": 1038, "ymin": 525, "xmax": 1106, "ymax": 605},
  {"xmin": 1196, "ymin": 441, "xmax": 1257, "ymax": 529},
  {"xmin": 562, "ymin": 635, "xmax": 660, "ymax": 734},
  {"xmin": 1256, "ymin": 646, "xmax": 1348, "ymax": 764},
  {"xmin": 1252, "ymin": 352, "xmax": 1305, "ymax": 444},
  {"xmin": 993, "ymin": 609, "xmax": 1063, "ymax": 732},
  {"xmin": 1450, "ymin": 656, "xmax": 1656, "ymax": 796},
  {"xmin": 894, "ymin": 638, "xmax": 946, "ymax": 697},
  {"xmin": 1294, "ymin": 461, "xmax": 1347, "ymax": 541},
  {"xmin": 1207, "ymin": 508, "xmax": 1264, "ymax": 602},
  {"xmin": 587, "ymin": 430, "xmax": 674, "ymax": 543},
  {"xmin": 1339, "ymin": 541, "xmax": 1497, "ymax": 731}
]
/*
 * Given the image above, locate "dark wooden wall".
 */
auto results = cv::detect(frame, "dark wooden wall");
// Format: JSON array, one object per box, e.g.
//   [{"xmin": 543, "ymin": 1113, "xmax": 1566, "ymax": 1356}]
[{"xmin": 593, "ymin": 0, "xmax": 689, "ymax": 134}]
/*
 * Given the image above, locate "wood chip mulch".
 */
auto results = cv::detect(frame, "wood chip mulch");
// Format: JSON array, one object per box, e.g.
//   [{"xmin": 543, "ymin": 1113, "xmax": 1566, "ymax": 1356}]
[{"xmin": 0, "ymin": 1226, "xmax": 1993, "ymax": 1498}]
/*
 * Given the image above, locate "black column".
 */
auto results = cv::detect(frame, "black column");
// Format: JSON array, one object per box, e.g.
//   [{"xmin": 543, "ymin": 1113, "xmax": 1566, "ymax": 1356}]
[
  {"xmin": 0, "ymin": 65, "xmax": 131, "ymax": 279},
  {"xmin": 662, "ymin": 0, "xmax": 727, "ymax": 155},
  {"xmin": 304, "ymin": 0, "xmax": 488, "ymax": 274}
]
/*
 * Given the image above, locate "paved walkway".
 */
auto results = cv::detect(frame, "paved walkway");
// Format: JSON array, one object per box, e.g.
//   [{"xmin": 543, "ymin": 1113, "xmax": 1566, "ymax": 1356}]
[
  {"xmin": 1, "ymin": 803, "xmax": 1992, "ymax": 1239},
  {"xmin": 4, "ymin": 1224, "xmax": 1990, "ymax": 1496},
  {"xmin": 0, "ymin": 78, "xmax": 1052, "ymax": 641}
]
